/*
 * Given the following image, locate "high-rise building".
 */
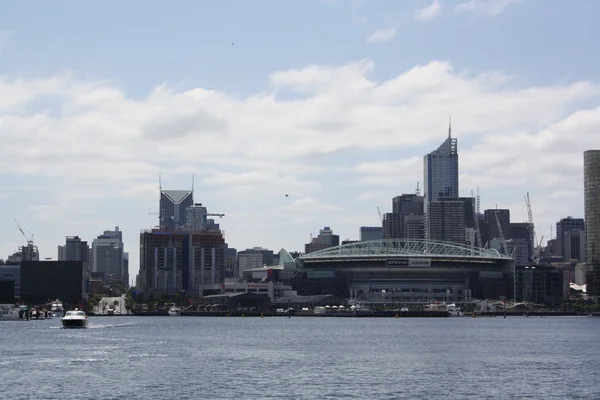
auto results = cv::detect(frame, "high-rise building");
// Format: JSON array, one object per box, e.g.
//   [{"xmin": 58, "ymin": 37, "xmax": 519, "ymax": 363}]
[
  {"xmin": 59, "ymin": 236, "xmax": 90, "ymax": 267},
  {"xmin": 485, "ymin": 209, "xmax": 511, "ymax": 241},
  {"xmin": 91, "ymin": 226, "xmax": 128, "ymax": 286},
  {"xmin": 423, "ymin": 124, "xmax": 459, "ymax": 242},
  {"xmin": 237, "ymin": 247, "xmax": 274, "ymax": 280},
  {"xmin": 360, "ymin": 227, "xmax": 384, "ymax": 241},
  {"xmin": 139, "ymin": 229, "xmax": 226, "ymax": 295},
  {"xmin": 383, "ymin": 213, "xmax": 403, "ymax": 239},
  {"xmin": 585, "ymin": 150, "xmax": 600, "ymax": 263},
  {"xmin": 424, "ymin": 124, "xmax": 459, "ymax": 205},
  {"xmin": 317, "ymin": 227, "xmax": 340, "ymax": 247},
  {"xmin": 185, "ymin": 203, "xmax": 208, "ymax": 230},
  {"xmin": 510, "ymin": 222, "xmax": 532, "ymax": 261},
  {"xmin": 556, "ymin": 217, "xmax": 585, "ymax": 261},
  {"xmin": 383, "ymin": 194, "xmax": 425, "ymax": 240},
  {"xmin": 426, "ymin": 199, "xmax": 466, "ymax": 245},
  {"xmin": 159, "ymin": 189, "xmax": 194, "ymax": 230},
  {"xmin": 564, "ymin": 230, "xmax": 586, "ymax": 262}
]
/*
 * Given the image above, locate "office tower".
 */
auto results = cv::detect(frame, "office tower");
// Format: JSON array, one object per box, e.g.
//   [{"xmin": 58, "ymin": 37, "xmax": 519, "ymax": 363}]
[
  {"xmin": 317, "ymin": 227, "xmax": 340, "ymax": 247},
  {"xmin": 556, "ymin": 217, "xmax": 585, "ymax": 261},
  {"xmin": 185, "ymin": 203, "xmax": 208, "ymax": 230},
  {"xmin": 159, "ymin": 190, "xmax": 194, "ymax": 230},
  {"xmin": 60, "ymin": 236, "xmax": 90, "ymax": 267},
  {"xmin": 423, "ymin": 122, "xmax": 459, "ymax": 241},
  {"xmin": 384, "ymin": 194, "xmax": 425, "ymax": 240},
  {"xmin": 360, "ymin": 227, "xmax": 384, "ymax": 241},
  {"xmin": 91, "ymin": 226, "xmax": 127, "ymax": 286},
  {"xmin": 564, "ymin": 230, "xmax": 586, "ymax": 262},
  {"xmin": 424, "ymin": 123, "xmax": 459, "ymax": 205},
  {"xmin": 585, "ymin": 150, "xmax": 600, "ymax": 262},
  {"xmin": 426, "ymin": 198, "xmax": 466, "ymax": 244},
  {"xmin": 485, "ymin": 209, "xmax": 511, "ymax": 241}
]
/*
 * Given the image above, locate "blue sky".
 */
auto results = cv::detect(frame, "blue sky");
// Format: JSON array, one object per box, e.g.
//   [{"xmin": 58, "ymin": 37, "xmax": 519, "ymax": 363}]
[{"xmin": 1, "ymin": 0, "xmax": 599, "ymax": 281}]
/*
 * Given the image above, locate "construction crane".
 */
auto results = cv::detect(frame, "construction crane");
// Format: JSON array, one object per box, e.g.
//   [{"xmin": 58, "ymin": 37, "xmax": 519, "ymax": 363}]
[
  {"xmin": 13, "ymin": 218, "xmax": 34, "ymax": 245},
  {"xmin": 524, "ymin": 192, "xmax": 539, "ymax": 264},
  {"xmin": 494, "ymin": 211, "xmax": 509, "ymax": 256},
  {"xmin": 207, "ymin": 213, "xmax": 225, "ymax": 218}
]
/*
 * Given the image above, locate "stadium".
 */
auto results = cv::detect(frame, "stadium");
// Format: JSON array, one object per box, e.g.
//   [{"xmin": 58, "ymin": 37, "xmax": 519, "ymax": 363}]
[{"xmin": 295, "ymin": 239, "xmax": 515, "ymax": 305}]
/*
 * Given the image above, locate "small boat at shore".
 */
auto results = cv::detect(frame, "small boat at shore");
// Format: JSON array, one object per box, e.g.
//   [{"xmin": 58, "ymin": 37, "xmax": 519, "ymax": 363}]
[
  {"xmin": 50, "ymin": 300, "xmax": 64, "ymax": 318},
  {"xmin": 0, "ymin": 304, "xmax": 20, "ymax": 320},
  {"xmin": 61, "ymin": 309, "xmax": 88, "ymax": 328},
  {"xmin": 168, "ymin": 306, "xmax": 181, "ymax": 316}
]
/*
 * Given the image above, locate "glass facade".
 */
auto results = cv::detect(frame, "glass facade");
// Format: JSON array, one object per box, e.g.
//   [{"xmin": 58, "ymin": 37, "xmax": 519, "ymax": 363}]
[{"xmin": 584, "ymin": 150, "xmax": 600, "ymax": 263}]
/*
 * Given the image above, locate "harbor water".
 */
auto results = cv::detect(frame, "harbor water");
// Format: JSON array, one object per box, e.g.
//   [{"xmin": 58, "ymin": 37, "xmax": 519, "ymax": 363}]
[{"xmin": 1, "ymin": 316, "xmax": 599, "ymax": 399}]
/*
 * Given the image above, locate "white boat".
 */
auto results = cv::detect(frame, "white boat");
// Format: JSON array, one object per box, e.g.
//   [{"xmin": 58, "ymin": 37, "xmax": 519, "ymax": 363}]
[
  {"xmin": 0, "ymin": 304, "xmax": 20, "ymax": 320},
  {"xmin": 168, "ymin": 306, "xmax": 181, "ymax": 316},
  {"xmin": 50, "ymin": 300, "xmax": 64, "ymax": 318},
  {"xmin": 425, "ymin": 302, "xmax": 463, "ymax": 316},
  {"xmin": 61, "ymin": 309, "xmax": 88, "ymax": 328}
]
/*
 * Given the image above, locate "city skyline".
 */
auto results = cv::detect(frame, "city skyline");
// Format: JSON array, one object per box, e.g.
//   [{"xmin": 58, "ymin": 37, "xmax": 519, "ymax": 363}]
[{"xmin": 2, "ymin": 0, "xmax": 600, "ymax": 280}]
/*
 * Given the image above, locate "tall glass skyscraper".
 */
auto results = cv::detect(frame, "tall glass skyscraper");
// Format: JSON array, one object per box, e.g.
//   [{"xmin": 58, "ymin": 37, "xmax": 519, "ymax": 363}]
[
  {"xmin": 159, "ymin": 190, "xmax": 194, "ymax": 230},
  {"xmin": 423, "ymin": 125, "xmax": 461, "ymax": 242},
  {"xmin": 584, "ymin": 150, "xmax": 600, "ymax": 263},
  {"xmin": 424, "ymin": 127, "xmax": 459, "ymax": 204}
]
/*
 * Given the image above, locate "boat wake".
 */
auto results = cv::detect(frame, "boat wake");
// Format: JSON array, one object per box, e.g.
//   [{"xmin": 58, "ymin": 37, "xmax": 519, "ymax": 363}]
[{"xmin": 87, "ymin": 322, "xmax": 136, "ymax": 329}]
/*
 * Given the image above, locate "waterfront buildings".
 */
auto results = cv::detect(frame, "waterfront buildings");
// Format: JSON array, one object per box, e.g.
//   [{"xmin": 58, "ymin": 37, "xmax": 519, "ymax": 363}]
[{"xmin": 138, "ymin": 229, "xmax": 226, "ymax": 296}]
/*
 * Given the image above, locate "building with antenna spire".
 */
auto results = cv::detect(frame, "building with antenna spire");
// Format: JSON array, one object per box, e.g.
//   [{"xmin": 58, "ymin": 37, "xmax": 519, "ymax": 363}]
[
  {"xmin": 423, "ymin": 120, "xmax": 462, "ymax": 244},
  {"xmin": 159, "ymin": 176, "xmax": 194, "ymax": 230}
]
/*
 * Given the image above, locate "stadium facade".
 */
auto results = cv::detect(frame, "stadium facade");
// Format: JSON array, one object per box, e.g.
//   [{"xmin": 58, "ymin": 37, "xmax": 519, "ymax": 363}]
[{"xmin": 296, "ymin": 239, "xmax": 515, "ymax": 305}]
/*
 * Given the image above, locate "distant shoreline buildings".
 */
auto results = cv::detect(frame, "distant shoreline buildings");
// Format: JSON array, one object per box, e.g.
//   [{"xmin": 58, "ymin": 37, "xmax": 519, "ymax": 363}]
[{"xmin": 1, "ymin": 125, "xmax": 598, "ymax": 307}]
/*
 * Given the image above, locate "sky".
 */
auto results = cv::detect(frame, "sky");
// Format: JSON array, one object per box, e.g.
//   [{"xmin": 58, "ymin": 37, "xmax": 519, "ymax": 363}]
[{"xmin": 1, "ymin": 0, "xmax": 599, "ymax": 281}]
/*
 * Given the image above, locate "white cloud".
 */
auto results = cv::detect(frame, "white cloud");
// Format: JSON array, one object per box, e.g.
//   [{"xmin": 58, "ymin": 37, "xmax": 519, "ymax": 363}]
[
  {"xmin": 365, "ymin": 28, "xmax": 397, "ymax": 44},
  {"xmin": 1, "ymin": 59, "xmax": 599, "ymax": 274},
  {"xmin": 415, "ymin": 0, "xmax": 442, "ymax": 21},
  {"xmin": 456, "ymin": 0, "xmax": 522, "ymax": 17}
]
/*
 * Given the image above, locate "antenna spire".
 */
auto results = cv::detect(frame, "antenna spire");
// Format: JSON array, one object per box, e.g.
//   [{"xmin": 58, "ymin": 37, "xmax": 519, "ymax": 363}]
[
  {"xmin": 415, "ymin": 181, "xmax": 421, "ymax": 196},
  {"xmin": 159, "ymin": 173, "xmax": 162, "ymax": 191},
  {"xmin": 448, "ymin": 115, "xmax": 452, "ymax": 139},
  {"xmin": 192, "ymin": 174, "xmax": 195, "ymax": 194}
]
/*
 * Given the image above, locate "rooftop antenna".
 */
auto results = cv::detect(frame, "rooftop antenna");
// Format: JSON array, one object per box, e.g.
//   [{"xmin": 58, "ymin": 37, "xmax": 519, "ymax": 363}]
[
  {"xmin": 415, "ymin": 181, "xmax": 421, "ymax": 196},
  {"xmin": 448, "ymin": 115, "xmax": 452, "ymax": 139},
  {"xmin": 159, "ymin": 173, "xmax": 162, "ymax": 191},
  {"xmin": 192, "ymin": 174, "xmax": 195, "ymax": 194}
]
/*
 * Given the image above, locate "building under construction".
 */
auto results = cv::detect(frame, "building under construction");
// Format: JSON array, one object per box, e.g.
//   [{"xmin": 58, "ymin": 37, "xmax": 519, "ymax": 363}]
[{"xmin": 138, "ymin": 177, "xmax": 227, "ymax": 298}]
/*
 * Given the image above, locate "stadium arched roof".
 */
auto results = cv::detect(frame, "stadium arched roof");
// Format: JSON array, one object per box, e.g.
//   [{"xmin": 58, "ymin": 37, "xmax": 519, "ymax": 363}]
[{"xmin": 299, "ymin": 239, "xmax": 511, "ymax": 260}]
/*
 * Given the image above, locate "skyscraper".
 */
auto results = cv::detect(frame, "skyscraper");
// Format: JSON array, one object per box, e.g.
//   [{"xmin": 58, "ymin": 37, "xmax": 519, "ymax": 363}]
[
  {"xmin": 424, "ymin": 122, "xmax": 461, "ymax": 242},
  {"xmin": 424, "ymin": 122, "xmax": 459, "ymax": 205},
  {"xmin": 556, "ymin": 217, "xmax": 585, "ymax": 261},
  {"xmin": 92, "ymin": 226, "xmax": 128, "ymax": 286},
  {"xmin": 584, "ymin": 150, "xmax": 600, "ymax": 263},
  {"xmin": 159, "ymin": 190, "xmax": 194, "ymax": 230}
]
